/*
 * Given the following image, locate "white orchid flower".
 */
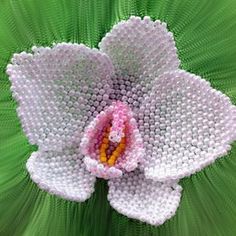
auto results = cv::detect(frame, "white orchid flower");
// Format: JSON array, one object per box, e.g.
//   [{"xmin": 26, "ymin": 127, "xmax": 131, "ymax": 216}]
[{"xmin": 7, "ymin": 16, "xmax": 236, "ymax": 226}]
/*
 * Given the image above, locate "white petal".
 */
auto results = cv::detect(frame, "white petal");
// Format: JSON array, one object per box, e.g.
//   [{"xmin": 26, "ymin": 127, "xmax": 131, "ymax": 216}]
[
  {"xmin": 26, "ymin": 147, "xmax": 96, "ymax": 201},
  {"xmin": 99, "ymin": 16, "xmax": 179, "ymax": 78},
  {"xmin": 108, "ymin": 169, "xmax": 182, "ymax": 226},
  {"xmin": 139, "ymin": 70, "xmax": 236, "ymax": 181},
  {"xmin": 7, "ymin": 43, "xmax": 114, "ymax": 150}
]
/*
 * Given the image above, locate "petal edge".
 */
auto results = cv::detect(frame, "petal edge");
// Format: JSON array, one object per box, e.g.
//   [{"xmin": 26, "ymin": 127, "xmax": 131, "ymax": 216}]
[
  {"xmin": 108, "ymin": 169, "xmax": 182, "ymax": 226},
  {"xmin": 139, "ymin": 70, "xmax": 236, "ymax": 181},
  {"xmin": 27, "ymin": 148, "xmax": 96, "ymax": 202}
]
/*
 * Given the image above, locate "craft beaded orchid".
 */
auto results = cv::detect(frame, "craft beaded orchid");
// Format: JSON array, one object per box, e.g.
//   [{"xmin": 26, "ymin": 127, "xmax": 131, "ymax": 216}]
[{"xmin": 7, "ymin": 16, "xmax": 236, "ymax": 226}]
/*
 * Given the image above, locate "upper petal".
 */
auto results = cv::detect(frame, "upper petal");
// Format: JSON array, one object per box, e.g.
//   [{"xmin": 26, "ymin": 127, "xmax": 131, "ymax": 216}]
[
  {"xmin": 108, "ymin": 169, "xmax": 182, "ymax": 226},
  {"xmin": 99, "ymin": 16, "xmax": 180, "ymax": 79},
  {"xmin": 139, "ymin": 70, "xmax": 236, "ymax": 181},
  {"xmin": 27, "ymin": 146, "xmax": 96, "ymax": 201},
  {"xmin": 7, "ymin": 43, "xmax": 114, "ymax": 150}
]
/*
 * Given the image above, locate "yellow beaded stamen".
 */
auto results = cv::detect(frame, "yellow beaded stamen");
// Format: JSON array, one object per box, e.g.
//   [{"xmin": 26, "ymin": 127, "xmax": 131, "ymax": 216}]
[
  {"xmin": 107, "ymin": 137, "xmax": 126, "ymax": 166},
  {"xmin": 99, "ymin": 126, "xmax": 126, "ymax": 166},
  {"xmin": 99, "ymin": 127, "xmax": 110, "ymax": 163}
]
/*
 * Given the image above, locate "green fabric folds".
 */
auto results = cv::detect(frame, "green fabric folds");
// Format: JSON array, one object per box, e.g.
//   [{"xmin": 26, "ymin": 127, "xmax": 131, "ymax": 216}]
[{"xmin": 1, "ymin": 0, "xmax": 236, "ymax": 235}]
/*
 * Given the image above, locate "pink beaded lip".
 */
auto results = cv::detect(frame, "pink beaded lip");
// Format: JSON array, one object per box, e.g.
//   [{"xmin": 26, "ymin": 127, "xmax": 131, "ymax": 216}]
[
  {"xmin": 7, "ymin": 16, "xmax": 236, "ymax": 226},
  {"xmin": 81, "ymin": 101, "xmax": 144, "ymax": 179}
]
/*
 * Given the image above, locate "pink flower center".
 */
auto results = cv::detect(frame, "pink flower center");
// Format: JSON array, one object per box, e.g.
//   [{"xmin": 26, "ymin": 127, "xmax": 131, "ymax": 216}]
[{"xmin": 81, "ymin": 101, "xmax": 144, "ymax": 179}]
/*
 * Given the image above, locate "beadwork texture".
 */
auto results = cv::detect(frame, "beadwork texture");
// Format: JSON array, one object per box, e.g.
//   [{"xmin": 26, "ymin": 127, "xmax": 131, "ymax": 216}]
[
  {"xmin": 27, "ymin": 147, "xmax": 96, "ymax": 201},
  {"xmin": 7, "ymin": 43, "xmax": 114, "ymax": 151},
  {"xmin": 108, "ymin": 170, "xmax": 182, "ymax": 226},
  {"xmin": 81, "ymin": 101, "xmax": 144, "ymax": 179},
  {"xmin": 140, "ymin": 70, "xmax": 236, "ymax": 181},
  {"xmin": 6, "ymin": 16, "xmax": 236, "ymax": 226}
]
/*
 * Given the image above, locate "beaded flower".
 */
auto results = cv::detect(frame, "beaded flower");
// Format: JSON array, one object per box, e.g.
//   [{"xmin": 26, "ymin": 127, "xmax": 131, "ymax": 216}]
[{"xmin": 7, "ymin": 16, "xmax": 236, "ymax": 226}]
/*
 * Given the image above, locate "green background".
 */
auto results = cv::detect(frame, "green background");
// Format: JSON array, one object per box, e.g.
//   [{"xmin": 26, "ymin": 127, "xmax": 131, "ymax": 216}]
[{"xmin": 1, "ymin": 0, "xmax": 236, "ymax": 235}]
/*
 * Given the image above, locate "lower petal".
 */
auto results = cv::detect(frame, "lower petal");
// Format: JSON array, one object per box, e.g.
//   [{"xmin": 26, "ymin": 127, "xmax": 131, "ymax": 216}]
[
  {"xmin": 108, "ymin": 169, "xmax": 182, "ymax": 226},
  {"xmin": 26, "ymin": 147, "xmax": 96, "ymax": 201}
]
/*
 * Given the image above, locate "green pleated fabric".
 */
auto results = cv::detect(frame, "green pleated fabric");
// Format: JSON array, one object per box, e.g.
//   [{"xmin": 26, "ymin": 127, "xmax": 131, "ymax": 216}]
[{"xmin": 1, "ymin": 0, "xmax": 236, "ymax": 235}]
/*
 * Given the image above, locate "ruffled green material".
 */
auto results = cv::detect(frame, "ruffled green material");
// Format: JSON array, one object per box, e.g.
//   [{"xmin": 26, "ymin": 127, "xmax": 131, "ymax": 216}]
[{"xmin": 1, "ymin": 0, "xmax": 236, "ymax": 235}]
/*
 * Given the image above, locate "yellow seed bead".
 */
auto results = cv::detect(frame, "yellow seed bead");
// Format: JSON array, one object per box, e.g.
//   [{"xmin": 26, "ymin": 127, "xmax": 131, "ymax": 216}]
[
  {"xmin": 108, "ymin": 159, "xmax": 115, "ymax": 166},
  {"xmin": 103, "ymin": 138, "xmax": 109, "ymax": 144},
  {"xmin": 119, "ymin": 143, "xmax": 126, "ymax": 149},
  {"xmin": 113, "ymin": 150, "xmax": 119, "ymax": 157},
  {"xmin": 100, "ymin": 151, "xmax": 106, "ymax": 156},
  {"xmin": 109, "ymin": 155, "xmax": 116, "ymax": 160},
  {"xmin": 100, "ymin": 143, "xmax": 108, "ymax": 150},
  {"xmin": 116, "ymin": 146, "xmax": 124, "ymax": 152},
  {"xmin": 100, "ymin": 156, "xmax": 107, "ymax": 163},
  {"xmin": 100, "ymin": 150, "xmax": 105, "ymax": 155},
  {"xmin": 120, "ymin": 138, "xmax": 126, "ymax": 144}
]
